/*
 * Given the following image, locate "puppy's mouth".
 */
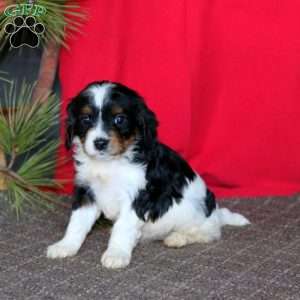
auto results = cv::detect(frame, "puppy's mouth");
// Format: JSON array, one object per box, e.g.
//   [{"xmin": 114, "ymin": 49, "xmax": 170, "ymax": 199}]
[
  {"xmin": 84, "ymin": 149, "xmax": 111, "ymax": 162},
  {"xmin": 95, "ymin": 139, "xmax": 136, "ymax": 159},
  {"xmin": 80, "ymin": 130, "xmax": 137, "ymax": 160},
  {"xmin": 83, "ymin": 141, "xmax": 124, "ymax": 160}
]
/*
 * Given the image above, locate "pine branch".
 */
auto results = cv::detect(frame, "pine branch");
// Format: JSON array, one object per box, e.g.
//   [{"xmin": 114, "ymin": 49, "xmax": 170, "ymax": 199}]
[
  {"xmin": 0, "ymin": 166, "xmax": 70, "ymax": 209},
  {"xmin": 0, "ymin": 80, "xmax": 69, "ymax": 216}
]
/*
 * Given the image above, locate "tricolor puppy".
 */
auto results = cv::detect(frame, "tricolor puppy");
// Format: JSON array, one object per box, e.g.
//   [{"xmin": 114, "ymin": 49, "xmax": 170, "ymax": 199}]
[{"xmin": 47, "ymin": 81, "xmax": 249, "ymax": 269}]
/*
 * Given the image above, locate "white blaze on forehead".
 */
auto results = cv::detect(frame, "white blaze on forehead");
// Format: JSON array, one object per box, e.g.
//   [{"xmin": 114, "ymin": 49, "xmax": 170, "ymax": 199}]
[
  {"xmin": 88, "ymin": 83, "xmax": 114, "ymax": 110},
  {"xmin": 84, "ymin": 83, "xmax": 114, "ymax": 157}
]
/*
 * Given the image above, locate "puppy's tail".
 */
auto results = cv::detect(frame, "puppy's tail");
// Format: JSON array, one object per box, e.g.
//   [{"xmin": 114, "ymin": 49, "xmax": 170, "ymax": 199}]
[
  {"xmin": 205, "ymin": 189, "xmax": 249, "ymax": 227},
  {"xmin": 217, "ymin": 207, "xmax": 250, "ymax": 227}
]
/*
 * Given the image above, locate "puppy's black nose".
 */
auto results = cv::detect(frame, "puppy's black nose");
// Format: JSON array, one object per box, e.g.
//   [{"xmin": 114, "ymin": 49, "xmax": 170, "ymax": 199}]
[{"xmin": 94, "ymin": 138, "xmax": 108, "ymax": 151}]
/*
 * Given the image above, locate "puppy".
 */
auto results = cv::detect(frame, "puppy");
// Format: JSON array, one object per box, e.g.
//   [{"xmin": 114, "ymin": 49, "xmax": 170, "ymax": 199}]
[{"xmin": 47, "ymin": 81, "xmax": 249, "ymax": 269}]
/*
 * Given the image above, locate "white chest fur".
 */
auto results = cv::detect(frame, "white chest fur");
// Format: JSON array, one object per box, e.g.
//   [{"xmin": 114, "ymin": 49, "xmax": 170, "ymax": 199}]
[{"xmin": 74, "ymin": 149, "xmax": 146, "ymax": 220}]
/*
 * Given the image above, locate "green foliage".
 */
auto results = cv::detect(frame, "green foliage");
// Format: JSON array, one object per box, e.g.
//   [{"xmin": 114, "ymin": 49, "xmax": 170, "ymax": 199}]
[
  {"xmin": 0, "ymin": 71, "xmax": 11, "ymax": 84},
  {"xmin": 0, "ymin": 80, "xmax": 64, "ymax": 217},
  {"xmin": 0, "ymin": 0, "xmax": 86, "ymax": 49},
  {"xmin": 34, "ymin": 0, "xmax": 86, "ymax": 47}
]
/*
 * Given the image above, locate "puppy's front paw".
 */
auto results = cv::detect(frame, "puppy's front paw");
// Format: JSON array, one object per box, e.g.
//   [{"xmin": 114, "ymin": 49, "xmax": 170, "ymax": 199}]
[
  {"xmin": 47, "ymin": 241, "xmax": 79, "ymax": 259},
  {"xmin": 101, "ymin": 249, "xmax": 131, "ymax": 269}
]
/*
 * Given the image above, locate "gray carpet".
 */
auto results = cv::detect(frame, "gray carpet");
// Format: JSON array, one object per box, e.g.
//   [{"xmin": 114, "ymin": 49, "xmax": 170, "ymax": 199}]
[{"xmin": 0, "ymin": 194, "xmax": 299, "ymax": 300}]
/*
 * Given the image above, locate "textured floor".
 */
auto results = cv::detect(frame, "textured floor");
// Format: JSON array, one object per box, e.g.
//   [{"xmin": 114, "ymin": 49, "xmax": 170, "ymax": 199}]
[{"xmin": 0, "ymin": 195, "xmax": 299, "ymax": 300}]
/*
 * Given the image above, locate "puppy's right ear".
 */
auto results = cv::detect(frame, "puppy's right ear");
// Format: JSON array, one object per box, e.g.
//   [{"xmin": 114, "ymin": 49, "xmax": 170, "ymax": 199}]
[{"xmin": 65, "ymin": 100, "xmax": 76, "ymax": 150}]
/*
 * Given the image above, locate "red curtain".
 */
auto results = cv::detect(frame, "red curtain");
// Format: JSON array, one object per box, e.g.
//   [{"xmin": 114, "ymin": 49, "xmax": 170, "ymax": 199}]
[{"xmin": 56, "ymin": 0, "xmax": 300, "ymax": 197}]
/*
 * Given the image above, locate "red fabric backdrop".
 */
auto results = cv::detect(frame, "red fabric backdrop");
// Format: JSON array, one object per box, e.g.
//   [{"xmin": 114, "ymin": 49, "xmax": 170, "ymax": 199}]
[{"xmin": 56, "ymin": 0, "xmax": 300, "ymax": 197}]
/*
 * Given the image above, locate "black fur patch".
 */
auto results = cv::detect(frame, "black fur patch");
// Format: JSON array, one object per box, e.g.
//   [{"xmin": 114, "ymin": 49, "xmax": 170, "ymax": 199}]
[
  {"xmin": 132, "ymin": 143, "xmax": 196, "ymax": 222},
  {"xmin": 205, "ymin": 189, "xmax": 216, "ymax": 217},
  {"xmin": 72, "ymin": 185, "xmax": 95, "ymax": 210}
]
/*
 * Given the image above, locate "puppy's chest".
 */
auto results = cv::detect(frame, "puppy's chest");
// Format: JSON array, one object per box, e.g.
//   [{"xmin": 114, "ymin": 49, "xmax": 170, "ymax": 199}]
[{"xmin": 75, "ymin": 157, "xmax": 146, "ymax": 219}]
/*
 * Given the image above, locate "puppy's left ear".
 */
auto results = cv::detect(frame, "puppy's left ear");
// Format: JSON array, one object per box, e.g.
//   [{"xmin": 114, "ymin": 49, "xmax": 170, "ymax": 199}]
[
  {"xmin": 65, "ymin": 100, "xmax": 76, "ymax": 150},
  {"xmin": 138, "ymin": 104, "xmax": 158, "ymax": 149}
]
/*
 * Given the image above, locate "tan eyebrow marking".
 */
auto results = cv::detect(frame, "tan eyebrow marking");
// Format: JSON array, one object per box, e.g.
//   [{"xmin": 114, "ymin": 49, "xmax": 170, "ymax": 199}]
[
  {"xmin": 81, "ymin": 105, "xmax": 93, "ymax": 115},
  {"xmin": 111, "ymin": 105, "xmax": 123, "ymax": 115}
]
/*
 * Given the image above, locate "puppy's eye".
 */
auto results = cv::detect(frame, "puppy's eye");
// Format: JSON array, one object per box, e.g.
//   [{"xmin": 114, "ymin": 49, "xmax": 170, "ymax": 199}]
[
  {"xmin": 79, "ymin": 115, "xmax": 92, "ymax": 125},
  {"xmin": 114, "ymin": 114, "xmax": 127, "ymax": 126}
]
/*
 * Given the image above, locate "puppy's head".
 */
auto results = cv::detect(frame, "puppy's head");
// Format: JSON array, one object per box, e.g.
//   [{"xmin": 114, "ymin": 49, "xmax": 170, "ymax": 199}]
[{"xmin": 66, "ymin": 81, "xmax": 158, "ymax": 159}]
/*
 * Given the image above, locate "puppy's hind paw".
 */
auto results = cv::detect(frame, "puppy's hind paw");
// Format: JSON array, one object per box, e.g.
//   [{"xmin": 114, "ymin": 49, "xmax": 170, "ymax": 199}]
[
  {"xmin": 47, "ymin": 241, "xmax": 79, "ymax": 259},
  {"xmin": 101, "ymin": 249, "xmax": 131, "ymax": 269},
  {"xmin": 164, "ymin": 232, "xmax": 188, "ymax": 248}
]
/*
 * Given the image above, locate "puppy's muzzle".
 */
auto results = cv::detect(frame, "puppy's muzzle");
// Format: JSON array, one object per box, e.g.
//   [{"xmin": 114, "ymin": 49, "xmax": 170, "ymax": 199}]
[{"xmin": 94, "ymin": 138, "xmax": 109, "ymax": 151}]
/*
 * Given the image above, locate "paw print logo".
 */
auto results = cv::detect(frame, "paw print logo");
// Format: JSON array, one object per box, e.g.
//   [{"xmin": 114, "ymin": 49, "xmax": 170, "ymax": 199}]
[{"xmin": 4, "ymin": 16, "xmax": 45, "ymax": 48}]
